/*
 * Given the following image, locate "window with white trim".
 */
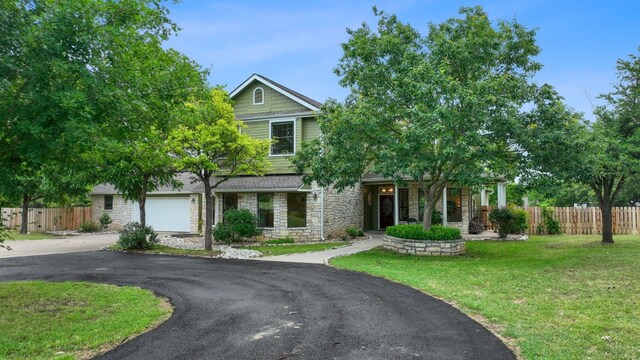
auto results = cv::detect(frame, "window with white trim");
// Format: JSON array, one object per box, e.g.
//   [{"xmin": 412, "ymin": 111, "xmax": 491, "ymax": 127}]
[
  {"xmin": 253, "ymin": 87, "xmax": 264, "ymax": 105},
  {"xmin": 270, "ymin": 120, "xmax": 295, "ymax": 155}
]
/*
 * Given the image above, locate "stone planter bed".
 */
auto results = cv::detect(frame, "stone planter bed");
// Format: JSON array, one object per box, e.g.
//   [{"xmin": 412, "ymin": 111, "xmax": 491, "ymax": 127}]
[{"xmin": 383, "ymin": 234, "xmax": 465, "ymax": 256}]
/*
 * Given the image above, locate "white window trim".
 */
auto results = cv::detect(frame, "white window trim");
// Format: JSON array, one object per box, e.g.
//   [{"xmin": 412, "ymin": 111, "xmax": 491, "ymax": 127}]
[
  {"xmin": 269, "ymin": 118, "xmax": 296, "ymax": 157},
  {"xmin": 253, "ymin": 87, "xmax": 264, "ymax": 105}
]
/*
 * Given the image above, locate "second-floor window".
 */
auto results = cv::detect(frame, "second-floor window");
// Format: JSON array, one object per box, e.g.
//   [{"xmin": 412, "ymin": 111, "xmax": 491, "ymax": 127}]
[
  {"xmin": 270, "ymin": 120, "xmax": 295, "ymax": 155},
  {"xmin": 253, "ymin": 87, "xmax": 264, "ymax": 105}
]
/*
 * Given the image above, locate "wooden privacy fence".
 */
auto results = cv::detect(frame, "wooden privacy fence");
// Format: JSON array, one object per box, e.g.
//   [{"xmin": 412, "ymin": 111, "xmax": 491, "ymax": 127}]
[
  {"xmin": 525, "ymin": 206, "xmax": 640, "ymax": 235},
  {"xmin": 1, "ymin": 207, "xmax": 92, "ymax": 232}
]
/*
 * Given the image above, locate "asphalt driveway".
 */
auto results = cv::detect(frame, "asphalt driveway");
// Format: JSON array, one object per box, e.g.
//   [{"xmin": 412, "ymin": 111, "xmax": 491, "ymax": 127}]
[{"xmin": 0, "ymin": 251, "xmax": 515, "ymax": 359}]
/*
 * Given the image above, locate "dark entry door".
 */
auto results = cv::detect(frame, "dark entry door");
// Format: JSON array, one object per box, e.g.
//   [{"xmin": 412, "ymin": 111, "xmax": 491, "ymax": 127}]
[{"xmin": 379, "ymin": 195, "xmax": 394, "ymax": 229}]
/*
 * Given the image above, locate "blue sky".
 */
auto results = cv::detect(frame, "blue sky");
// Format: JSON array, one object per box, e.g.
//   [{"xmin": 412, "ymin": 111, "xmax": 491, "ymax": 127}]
[{"xmin": 164, "ymin": 1, "xmax": 640, "ymax": 120}]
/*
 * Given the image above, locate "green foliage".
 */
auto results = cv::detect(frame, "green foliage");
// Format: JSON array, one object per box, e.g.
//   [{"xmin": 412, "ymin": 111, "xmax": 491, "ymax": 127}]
[
  {"xmin": 345, "ymin": 226, "xmax": 364, "ymax": 238},
  {"xmin": 99, "ymin": 213, "xmax": 113, "ymax": 230},
  {"xmin": 79, "ymin": 221, "xmax": 100, "ymax": 233},
  {"xmin": 519, "ymin": 49, "xmax": 640, "ymax": 242},
  {"xmin": 386, "ymin": 224, "xmax": 461, "ymax": 241},
  {"xmin": 541, "ymin": 207, "xmax": 562, "ymax": 235},
  {"xmin": 167, "ymin": 88, "xmax": 270, "ymax": 250},
  {"xmin": 117, "ymin": 222, "xmax": 158, "ymax": 250},
  {"xmin": 212, "ymin": 224, "xmax": 234, "ymax": 245},
  {"xmin": 263, "ymin": 237, "xmax": 295, "ymax": 245},
  {"xmin": 489, "ymin": 207, "xmax": 528, "ymax": 238},
  {"xmin": 292, "ymin": 6, "xmax": 543, "ymax": 231},
  {"xmin": 431, "ymin": 210, "xmax": 443, "ymax": 226},
  {"xmin": 213, "ymin": 209, "xmax": 262, "ymax": 244}
]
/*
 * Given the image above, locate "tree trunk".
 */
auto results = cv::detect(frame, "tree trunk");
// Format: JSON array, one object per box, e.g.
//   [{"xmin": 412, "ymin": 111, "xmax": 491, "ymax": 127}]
[
  {"xmin": 421, "ymin": 179, "xmax": 445, "ymax": 231},
  {"xmin": 203, "ymin": 181, "xmax": 213, "ymax": 251},
  {"xmin": 600, "ymin": 202, "xmax": 614, "ymax": 244},
  {"xmin": 20, "ymin": 193, "xmax": 30, "ymax": 234},
  {"xmin": 138, "ymin": 175, "xmax": 149, "ymax": 228}
]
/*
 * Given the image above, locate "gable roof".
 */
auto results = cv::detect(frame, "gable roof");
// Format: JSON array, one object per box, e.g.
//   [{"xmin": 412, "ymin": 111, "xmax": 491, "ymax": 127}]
[{"xmin": 229, "ymin": 74, "xmax": 322, "ymax": 111}]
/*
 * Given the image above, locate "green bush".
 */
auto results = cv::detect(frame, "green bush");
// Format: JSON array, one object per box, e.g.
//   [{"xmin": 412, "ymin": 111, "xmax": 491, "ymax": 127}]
[
  {"xmin": 212, "ymin": 223, "xmax": 233, "ymax": 244},
  {"xmin": 213, "ymin": 209, "xmax": 262, "ymax": 244},
  {"xmin": 431, "ymin": 210, "xmax": 443, "ymax": 226},
  {"xmin": 489, "ymin": 207, "xmax": 529, "ymax": 238},
  {"xmin": 386, "ymin": 224, "xmax": 461, "ymax": 241},
  {"xmin": 542, "ymin": 207, "xmax": 561, "ymax": 235},
  {"xmin": 99, "ymin": 213, "xmax": 112, "ymax": 230},
  {"xmin": 345, "ymin": 226, "xmax": 364, "ymax": 238},
  {"xmin": 117, "ymin": 222, "xmax": 158, "ymax": 250},
  {"xmin": 79, "ymin": 221, "xmax": 100, "ymax": 233},
  {"xmin": 263, "ymin": 237, "xmax": 295, "ymax": 245}
]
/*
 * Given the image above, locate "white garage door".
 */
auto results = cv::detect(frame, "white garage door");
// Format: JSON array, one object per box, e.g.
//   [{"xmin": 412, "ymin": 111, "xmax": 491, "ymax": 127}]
[{"xmin": 131, "ymin": 197, "xmax": 191, "ymax": 232}]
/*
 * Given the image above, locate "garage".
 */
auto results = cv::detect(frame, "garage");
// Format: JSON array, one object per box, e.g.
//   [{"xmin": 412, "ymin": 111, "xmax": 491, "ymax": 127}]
[{"xmin": 131, "ymin": 196, "xmax": 192, "ymax": 232}]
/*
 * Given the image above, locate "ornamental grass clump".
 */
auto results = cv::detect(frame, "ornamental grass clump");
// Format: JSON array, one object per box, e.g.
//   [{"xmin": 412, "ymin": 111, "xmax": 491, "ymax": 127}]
[{"xmin": 386, "ymin": 224, "xmax": 461, "ymax": 241}]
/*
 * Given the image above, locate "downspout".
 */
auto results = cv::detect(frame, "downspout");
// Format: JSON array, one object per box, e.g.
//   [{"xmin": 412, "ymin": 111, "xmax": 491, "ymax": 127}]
[{"xmin": 320, "ymin": 186, "xmax": 325, "ymax": 241}]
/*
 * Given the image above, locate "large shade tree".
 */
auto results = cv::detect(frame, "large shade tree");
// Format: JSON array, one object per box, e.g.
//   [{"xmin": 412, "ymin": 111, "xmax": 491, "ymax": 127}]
[
  {"xmin": 167, "ymin": 89, "xmax": 270, "ymax": 250},
  {"xmin": 0, "ymin": 0, "xmax": 185, "ymax": 233},
  {"xmin": 293, "ymin": 6, "xmax": 542, "ymax": 230},
  {"xmin": 519, "ymin": 49, "xmax": 640, "ymax": 243}
]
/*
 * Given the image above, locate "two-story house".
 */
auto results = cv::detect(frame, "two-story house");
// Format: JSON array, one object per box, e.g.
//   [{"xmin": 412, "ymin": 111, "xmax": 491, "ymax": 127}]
[{"xmin": 91, "ymin": 74, "xmax": 508, "ymax": 240}]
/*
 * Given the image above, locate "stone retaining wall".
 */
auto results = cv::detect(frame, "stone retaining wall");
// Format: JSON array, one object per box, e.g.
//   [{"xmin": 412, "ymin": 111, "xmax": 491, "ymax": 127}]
[{"xmin": 383, "ymin": 235, "xmax": 465, "ymax": 256}]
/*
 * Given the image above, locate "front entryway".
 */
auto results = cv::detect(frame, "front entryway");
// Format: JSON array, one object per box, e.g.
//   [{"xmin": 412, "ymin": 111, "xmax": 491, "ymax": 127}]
[{"xmin": 379, "ymin": 195, "xmax": 394, "ymax": 229}]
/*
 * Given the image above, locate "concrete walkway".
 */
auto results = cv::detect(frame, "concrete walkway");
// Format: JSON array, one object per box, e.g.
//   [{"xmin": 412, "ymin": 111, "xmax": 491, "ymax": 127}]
[
  {"xmin": 256, "ymin": 232, "xmax": 384, "ymax": 264},
  {"xmin": 0, "ymin": 233, "xmax": 119, "ymax": 259}
]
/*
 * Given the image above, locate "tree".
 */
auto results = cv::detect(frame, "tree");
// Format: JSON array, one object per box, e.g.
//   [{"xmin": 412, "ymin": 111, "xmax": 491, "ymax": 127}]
[
  {"xmin": 293, "ymin": 6, "xmax": 541, "ymax": 230},
  {"xmin": 96, "ymin": 45, "xmax": 208, "ymax": 227},
  {"xmin": 167, "ymin": 89, "xmax": 270, "ymax": 250},
  {"xmin": 519, "ymin": 55, "xmax": 640, "ymax": 243},
  {"xmin": 0, "ymin": 0, "xmax": 184, "ymax": 233}
]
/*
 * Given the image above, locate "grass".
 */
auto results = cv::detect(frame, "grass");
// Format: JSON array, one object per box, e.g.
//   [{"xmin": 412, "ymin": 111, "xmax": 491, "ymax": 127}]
[
  {"xmin": 3, "ymin": 230, "xmax": 64, "ymax": 240},
  {"xmin": 242, "ymin": 241, "xmax": 351, "ymax": 256},
  {"xmin": 330, "ymin": 235, "xmax": 640, "ymax": 360},
  {"xmin": 109, "ymin": 244, "xmax": 220, "ymax": 257},
  {"xmin": 0, "ymin": 281, "xmax": 172, "ymax": 359}
]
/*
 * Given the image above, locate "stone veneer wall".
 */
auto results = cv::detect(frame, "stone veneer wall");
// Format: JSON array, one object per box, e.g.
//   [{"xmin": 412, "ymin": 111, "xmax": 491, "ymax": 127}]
[
  {"xmin": 407, "ymin": 184, "xmax": 470, "ymax": 235},
  {"xmin": 323, "ymin": 183, "xmax": 363, "ymax": 239},
  {"xmin": 383, "ymin": 235, "xmax": 465, "ymax": 256},
  {"xmin": 91, "ymin": 195, "xmax": 131, "ymax": 229},
  {"xmin": 213, "ymin": 191, "xmax": 322, "ymax": 242}
]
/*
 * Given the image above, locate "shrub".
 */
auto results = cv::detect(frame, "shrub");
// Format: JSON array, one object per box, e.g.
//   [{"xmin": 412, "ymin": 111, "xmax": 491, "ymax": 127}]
[
  {"xmin": 489, "ymin": 207, "xmax": 529, "ymax": 238},
  {"xmin": 214, "ymin": 209, "xmax": 262, "ymax": 244},
  {"xmin": 431, "ymin": 210, "xmax": 443, "ymax": 226},
  {"xmin": 263, "ymin": 237, "xmax": 295, "ymax": 245},
  {"xmin": 117, "ymin": 222, "xmax": 158, "ymax": 250},
  {"xmin": 212, "ymin": 223, "xmax": 234, "ymax": 244},
  {"xmin": 79, "ymin": 221, "xmax": 100, "ymax": 233},
  {"xmin": 345, "ymin": 226, "xmax": 364, "ymax": 239},
  {"xmin": 386, "ymin": 224, "xmax": 461, "ymax": 241},
  {"xmin": 99, "ymin": 213, "xmax": 112, "ymax": 230},
  {"xmin": 542, "ymin": 207, "xmax": 561, "ymax": 235}
]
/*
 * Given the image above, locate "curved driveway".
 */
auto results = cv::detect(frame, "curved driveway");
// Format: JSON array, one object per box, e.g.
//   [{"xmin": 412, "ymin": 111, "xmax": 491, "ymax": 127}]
[{"xmin": 0, "ymin": 251, "xmax": 514, "ymax": 359}]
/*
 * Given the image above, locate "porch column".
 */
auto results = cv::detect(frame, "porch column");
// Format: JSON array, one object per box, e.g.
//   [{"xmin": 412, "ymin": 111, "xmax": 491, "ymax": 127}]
[
  {"xmin": 214, "ymin": 192, "xmax": 220, "ymax": 223},
  {"xmin": 480, "ymin": 187, "xmax": 489, "ymax": 207},
  {"xmin": 442, "ymin": 187, "xmax": 448, "ymax": 225},
  {"xmin": 393, "ymin": 183, "xmax": 399, "ymax": 225},
  {"xmin": 497, "ymin": 182, "xmax": 507, "ymax": 208}
]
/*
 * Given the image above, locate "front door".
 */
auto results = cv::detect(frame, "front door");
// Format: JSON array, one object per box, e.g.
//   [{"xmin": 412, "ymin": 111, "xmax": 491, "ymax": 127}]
[{"xmin": 379, "ymin": 195, "xmax": 394, "ymax": 229}]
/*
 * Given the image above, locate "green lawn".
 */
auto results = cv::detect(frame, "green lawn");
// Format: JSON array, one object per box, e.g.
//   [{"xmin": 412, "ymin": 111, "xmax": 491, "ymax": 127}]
[
  {"xmin": 0, "ymin": 281, "xmax": 171, "ymax": 359},
  {"xmin": 110, "ymin": 244, "xmax": 221, "ymax": 257},
  {"xmin": 242, "ymin": 241, "xmax": 351, "ymax": 256},
  {"xmin": 330, "ymin": 235, "xmax": 640, "ymax": 360},
  {"xmin": 4, "ymin": 230, "xmax": 64, "ymax": 240}
]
